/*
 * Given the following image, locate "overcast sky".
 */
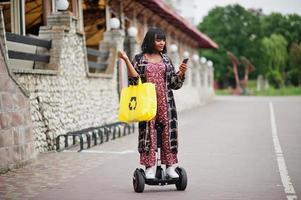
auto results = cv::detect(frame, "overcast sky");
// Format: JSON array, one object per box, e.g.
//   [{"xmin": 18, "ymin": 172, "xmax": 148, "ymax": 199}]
[{"xmin": 180, "ymin": 0, "xmax": 301, "ymax": 24}]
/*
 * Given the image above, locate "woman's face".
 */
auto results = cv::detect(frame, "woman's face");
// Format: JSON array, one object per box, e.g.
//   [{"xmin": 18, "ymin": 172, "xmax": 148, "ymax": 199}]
[{"xmin": 153, "ymin": 38, "xmax": 166, "ymax": 53}]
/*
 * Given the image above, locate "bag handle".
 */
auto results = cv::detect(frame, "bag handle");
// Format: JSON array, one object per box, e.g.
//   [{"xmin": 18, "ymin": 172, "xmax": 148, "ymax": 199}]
[{"xmin": 138, "ymin": 77, "xmax": 142, "ymax": 85}]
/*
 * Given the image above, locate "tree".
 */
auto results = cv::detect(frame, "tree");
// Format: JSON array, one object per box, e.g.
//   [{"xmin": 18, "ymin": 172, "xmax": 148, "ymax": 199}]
[
  {"xmin": 261, "ymin": 13, "xmax": 301, "ymax": 45},
  {"xmin": 261, "ymin": 34, "xmax": 288, "ymax": 88},
  {"xmin": 287, "ymin": 43, "xmax": 301, "ymax": 86},
  {"xmin": 198, "ymin": 4, "xmax": 301, "ymax": 88},
  {"xmin": 198, "ymin": 4, "xmax": 261, "ymax": 87},
  {"xmin": 260, "ymin": 13, "xmax": 301, "ymax": 87}
]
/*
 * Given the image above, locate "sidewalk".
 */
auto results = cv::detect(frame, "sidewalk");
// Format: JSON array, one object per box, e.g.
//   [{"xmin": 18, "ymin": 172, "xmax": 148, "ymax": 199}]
[{"xmin": 0, "ymin": 132, "xmax": 138, "ymax": 200}]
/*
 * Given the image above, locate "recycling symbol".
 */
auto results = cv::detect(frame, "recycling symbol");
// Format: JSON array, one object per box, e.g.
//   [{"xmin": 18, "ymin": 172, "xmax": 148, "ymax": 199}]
[{"xmin": 129, "ymin": 96, "xmax": 137, "ymax": 110}]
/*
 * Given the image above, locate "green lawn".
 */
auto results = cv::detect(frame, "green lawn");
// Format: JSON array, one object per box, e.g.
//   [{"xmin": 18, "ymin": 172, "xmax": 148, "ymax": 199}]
[
  {"xmin": 215, "ymin": 81, "xmax": 301, "ymax": 96},
  {"xmin": 251, "ymin": 86, "xmax": 301, "ymax": 96}
]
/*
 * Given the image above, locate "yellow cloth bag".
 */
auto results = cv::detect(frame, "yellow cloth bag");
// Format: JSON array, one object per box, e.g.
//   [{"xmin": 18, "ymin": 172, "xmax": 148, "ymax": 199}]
[{"xmin": 118, "ymin": 78, "xmax": 157, "ymax": 122}]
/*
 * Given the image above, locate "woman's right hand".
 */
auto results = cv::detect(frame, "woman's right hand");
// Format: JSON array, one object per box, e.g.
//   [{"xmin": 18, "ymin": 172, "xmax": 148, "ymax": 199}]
[
  {"xmin": 118, "ymin": 51, "xmax": 129, "ymax": 61},
  {"xmin": 117, "ymin": 51, "xmax": 139, "ymax": 77}
]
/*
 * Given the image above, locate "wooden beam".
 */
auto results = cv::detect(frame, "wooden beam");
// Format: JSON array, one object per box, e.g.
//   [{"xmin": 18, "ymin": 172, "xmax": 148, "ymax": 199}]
[
  {"xmin": 136, "ymin": 3, "xmax": 147, "ymax": 18},
  {"xmin": 88, "ymin": 61, "xmax": 108, "ymax": 70},
  {"xmin": 123, "ymin": 0, "xmax": 134, "ymax": 13},
  {"xmin": 87, "ymin": 48, "xmax": 109, "ymax": 58},
  {"xmin": 6, "ymin": 32, "xmax": 51, "ymax": 49},
  {"xmin": 42, "ymin": 0, "xmax": 51, "ymax": 25},
  {"xmin": 71, "ymin": 0, "xmax": 79, "ymax": 18},
  {"xmin": 147, "ymin": 12, "xmax": 161, "ymax": 26},
  {"xmin": 8, "ymin": 50, "xmax": 50, "ymax": 63}
]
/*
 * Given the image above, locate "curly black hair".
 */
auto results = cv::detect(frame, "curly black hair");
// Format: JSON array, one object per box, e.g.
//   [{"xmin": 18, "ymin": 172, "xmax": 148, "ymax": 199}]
[{"xmin": 141, "ymin": 27, "xmax": 167, "ymax": 54}]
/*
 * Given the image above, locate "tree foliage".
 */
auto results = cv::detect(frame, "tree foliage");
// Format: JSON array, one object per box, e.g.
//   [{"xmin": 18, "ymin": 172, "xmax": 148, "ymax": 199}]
[
  {"xmin": 198, "ymin": 4, "xmax": 261, "ymax": 86},
  {"xmin": 261, "ymin": 13, "xmax": 301, "ymax": 45},
  {"xmin": 261, "ymin": 34, "xmax": 288, "ymax": 73},
  {"xmin": 198, "ymin": 4, "xmax": 301, "ymax": 88},
  {"xmin": 288, "ymin": 43, "xmax": 301, "ymax": 86}
]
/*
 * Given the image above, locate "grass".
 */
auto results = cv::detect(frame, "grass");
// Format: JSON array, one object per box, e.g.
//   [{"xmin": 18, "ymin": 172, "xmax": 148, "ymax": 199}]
[
  {"xmin": 251, "ymin": 86, "xmax": 301, "ymax": 96},
  {"xmin": 215, "ymin": 89, "xmax": 232, "ymax": 95},
  {"xmin": 215, "ymin": 80, "xmax": 301, "ymax": 96}
]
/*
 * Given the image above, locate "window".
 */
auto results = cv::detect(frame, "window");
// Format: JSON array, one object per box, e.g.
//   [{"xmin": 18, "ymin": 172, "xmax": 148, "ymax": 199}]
[
  {"xmin": 1, "ymin": 1, "xmax": 11, "ymax": 33},
  {"xmin": 1, "ymin": 0, "xmax": 50, "ymax": 35},
  {"xmin": 25, "ymin": 0, "xmax": 44, "ymax": 35},
  {"xmin": 82, "ymin": 0, "xmax": 106, "ymax": 49},
  {"xmin": 2, "ymin": 0, "xmax": 54, "ymax": 73},
  {"xmin": 82, "ymin": 0, "xmax": 110, "ymax": 75}
]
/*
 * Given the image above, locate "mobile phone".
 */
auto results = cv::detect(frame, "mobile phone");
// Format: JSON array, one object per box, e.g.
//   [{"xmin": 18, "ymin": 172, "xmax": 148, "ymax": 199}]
[{"xmin": 182, "ymin": 58, "xmax": 189, "ymax": 64}]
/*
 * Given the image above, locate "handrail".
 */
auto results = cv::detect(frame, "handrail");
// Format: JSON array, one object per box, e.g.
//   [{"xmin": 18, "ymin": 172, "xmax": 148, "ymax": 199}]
[
  {"xmin": 86, "ymin": 47, "xmax": 110, "ymax": 71},
  {"xmin": 5, "ymin": 32, "xmax": 51, "ymax": 63},
  {"xmin": 6, "ymin": 32, "xmax": 51, "ymax": 49},
  {"xmin": 87, "ymin": 47, "xmax": 109, "ymax": 58},
  {"xmin": 7, "ymin": 50, "xmax": 50, "ymax": 62}
]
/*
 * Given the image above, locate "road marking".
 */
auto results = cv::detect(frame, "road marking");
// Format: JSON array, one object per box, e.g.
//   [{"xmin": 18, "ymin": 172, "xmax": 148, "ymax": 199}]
[
  {"xmin": 269, "ymin": 102, "xmax": 298, "ymax": 200},
  {"xmin": 63, "ymin": 149, "xmax": 136, "ymax": 154}
]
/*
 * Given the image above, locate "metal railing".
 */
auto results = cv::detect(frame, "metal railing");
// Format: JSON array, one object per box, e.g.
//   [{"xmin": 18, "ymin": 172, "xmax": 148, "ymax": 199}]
[{"xmin": 56, "ymin": 122, "xmax": 135, "ymax": 152}]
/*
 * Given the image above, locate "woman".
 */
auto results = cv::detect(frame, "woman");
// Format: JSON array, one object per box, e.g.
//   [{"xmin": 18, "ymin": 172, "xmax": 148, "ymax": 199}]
[{"xmin": 118, "ymin": 27, "xmax": 187, "ymax": 179}]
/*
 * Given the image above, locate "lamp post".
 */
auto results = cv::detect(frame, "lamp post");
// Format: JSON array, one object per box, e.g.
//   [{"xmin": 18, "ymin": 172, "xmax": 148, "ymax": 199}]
[
  {"xmin": 200, "ymin": 57, "xmax": 207, "ymax": 64},
  {"xmin": 192, "ymin": 54, "xmax": 199, "ymax": 62},
  {"xmin": 127, "ymin": 26, "xmax": 138, "ymax": 37},
  {"xmin": 56, "ymin": 0, "xmax": 69, "ymax": 11},
  {"xmin": 110, "ymin": 17, "xmax": 120, "ymax": 29},
  {"xmin": 207, "ymin": 60, "xmax": 213, "ymax": 67},
  {"xmin": 170, "ymin": 44, "xmax": 178, "ymax": 53},
  {"xmin": 127, "ymin": 26, "xmax": 138, "ymax": 59},
  {"xmin": 183, "ymin": 51, "xmax": 190, "ymax": 58}
]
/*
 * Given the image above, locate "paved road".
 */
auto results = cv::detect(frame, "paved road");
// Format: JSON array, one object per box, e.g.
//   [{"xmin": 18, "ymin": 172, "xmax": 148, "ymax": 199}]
[{"xmin": 1, "ymin": 96, "xmax": 300, "ymax": 200}]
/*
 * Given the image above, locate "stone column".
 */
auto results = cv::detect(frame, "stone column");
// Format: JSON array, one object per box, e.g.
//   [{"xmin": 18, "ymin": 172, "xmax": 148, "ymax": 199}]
[
  {"xmin": 203, "ymin": 64, "xmax": 209, "ymax": 89},
  {"xmin": 102, "ymin": 29, "xmax": 125, "ymax": 51},
  {"xmin": 128, "ymin": 36, "xmax": 139, "ymax": 60},
  {"xmin": 208, "ymin": 65, "xmax": 214, "ymax": 91},
  {"xmin": 37, "ymin": 11, "xmax": 79, "ymax": 70},
  {"xmin": 100, "ymin": 29, "xmax": 126, "ymax": 87}
]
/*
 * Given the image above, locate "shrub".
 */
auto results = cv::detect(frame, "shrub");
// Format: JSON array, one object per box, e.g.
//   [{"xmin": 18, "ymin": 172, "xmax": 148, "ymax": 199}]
[
  {"xmin": 287, "ymin": 69, "xmax": 301, "ymax": 86},
  {"xmin": 267, "ymin": 70, "xmax": 282, "ymax": 88}
]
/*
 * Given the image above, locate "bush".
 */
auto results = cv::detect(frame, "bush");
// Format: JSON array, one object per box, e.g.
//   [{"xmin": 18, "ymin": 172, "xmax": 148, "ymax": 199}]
[
  {"xmin": 287, "ymin": 69, "xmax": 301, "ymax": 86},
  {"xmin": 267, "ymin": 70, "xmax": 282, "ymax": 88}
]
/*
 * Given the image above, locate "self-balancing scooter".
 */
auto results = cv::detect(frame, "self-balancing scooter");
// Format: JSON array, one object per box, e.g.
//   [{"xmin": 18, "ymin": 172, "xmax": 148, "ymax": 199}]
[{"xmin": 133, "ymin": 122, "xmax": 187, "ymax": 192}]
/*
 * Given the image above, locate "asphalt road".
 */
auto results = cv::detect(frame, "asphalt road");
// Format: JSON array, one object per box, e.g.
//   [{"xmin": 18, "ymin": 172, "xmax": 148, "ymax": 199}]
[{"xmin": 32, "ymin": 96, "xmax": 301, "ymax": 200}]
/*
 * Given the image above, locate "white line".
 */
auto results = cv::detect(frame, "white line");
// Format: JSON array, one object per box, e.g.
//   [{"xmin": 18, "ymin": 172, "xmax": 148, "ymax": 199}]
[
  {"xmin": 63, "ymin": 149, "xmax": 136, "ymax": 154},
  {"xmin": 269, "ymin": 101, "xmax": 298, "ymax": 200}
]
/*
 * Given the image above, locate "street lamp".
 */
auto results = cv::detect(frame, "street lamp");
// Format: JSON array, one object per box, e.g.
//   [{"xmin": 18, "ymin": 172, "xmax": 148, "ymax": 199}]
[
  {"xmin": 56, "ymin": 0, "xmax": 69, "ymax": 11},
  {"xmin": 200, "ymin": 57, "xmax": 207, "ymax": 64},
  {"xmin": 207, "ymin": 60, "xmax": 213, "ymax": 67},
  {"xmin": 192, "ymin": 54, "xmax": 199, "ymax": 62},
  {"xmin": 183, "ymin": 51, "xmax": 190, "ymax": 58},
  {"xmin": 110, "ymin": 18, "xmax": 120, "ymax": 29},
  {"xmin": 127, "ymin": 26, "xmax": 138, "ymax": 37},
  {"xmin": 170, "ymin": 44, "xmax": 178, "ymax": 53}
]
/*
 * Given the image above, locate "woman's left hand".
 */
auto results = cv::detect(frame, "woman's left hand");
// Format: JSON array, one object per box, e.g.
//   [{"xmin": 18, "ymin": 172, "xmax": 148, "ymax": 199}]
[{"xmin": 178, "ymin": 63, "xmax": 188, "ymax": 77}]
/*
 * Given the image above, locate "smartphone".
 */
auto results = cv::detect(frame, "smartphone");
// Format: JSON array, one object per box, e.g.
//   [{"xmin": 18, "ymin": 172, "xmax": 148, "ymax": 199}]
[{"xmin": 182, "ymin": 58, "xmax": 189, "ymax": 64}]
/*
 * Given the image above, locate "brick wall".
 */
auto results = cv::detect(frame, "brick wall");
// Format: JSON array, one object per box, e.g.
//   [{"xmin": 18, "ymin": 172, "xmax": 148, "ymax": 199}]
[{"xmin": 0, "ymin": 46, "xmax": 36, "ymax": 174}]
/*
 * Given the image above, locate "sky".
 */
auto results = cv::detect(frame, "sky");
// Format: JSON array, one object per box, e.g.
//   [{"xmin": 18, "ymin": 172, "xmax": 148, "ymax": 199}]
[{"xmin": 179, "ymin": 0, "xmax": 301, "ymax": 24}]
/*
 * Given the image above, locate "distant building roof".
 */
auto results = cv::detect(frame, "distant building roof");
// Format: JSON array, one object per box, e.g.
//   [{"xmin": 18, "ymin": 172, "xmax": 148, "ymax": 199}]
[{"xmin": 138, "ymin": 0, "xmax": 218, "ymax": 49}]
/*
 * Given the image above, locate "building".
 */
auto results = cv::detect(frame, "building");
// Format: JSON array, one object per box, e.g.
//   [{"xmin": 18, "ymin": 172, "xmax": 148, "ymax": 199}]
[{"xmin": 0, "ymin": 0, "xmax": 218, "ymax": 173}]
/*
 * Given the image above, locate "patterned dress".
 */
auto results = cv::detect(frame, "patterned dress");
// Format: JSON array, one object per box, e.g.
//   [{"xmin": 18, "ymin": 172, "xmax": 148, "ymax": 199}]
[{"xmin": 140, "ymin": 60, "xmax": 178, "ymax": 167}]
